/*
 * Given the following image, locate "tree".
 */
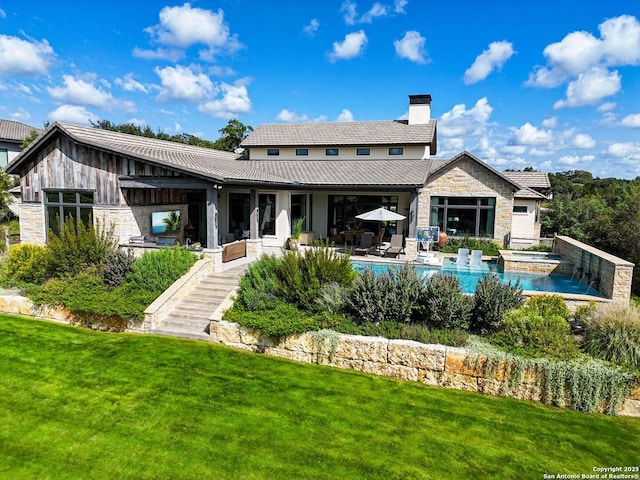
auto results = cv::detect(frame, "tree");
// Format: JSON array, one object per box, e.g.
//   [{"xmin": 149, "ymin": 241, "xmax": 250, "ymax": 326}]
[
  {"xmin": 212, "ymin": 119, "xmax": 253, "ymax": 152},
  {"xmin": 90, "ymin": 119, "xmax": 253, "ymax": 152}
]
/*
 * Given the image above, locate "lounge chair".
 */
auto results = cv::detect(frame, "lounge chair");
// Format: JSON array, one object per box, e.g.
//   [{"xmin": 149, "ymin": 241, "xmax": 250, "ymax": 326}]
[
  {"xmin": 371, "ymin": 228, "xmax": 385, "ymax": 246},
  {"xmin": 354, "ymin": 232, "xmax": 374, "ymax": 256},
  {"xmin": 456, "ymin": 248, "xmax": 469, "ymax": 266},
  {"xmin": 469, "ymin": 249, "xmax": 483, "ymax": 267},
  {"xmin": 330, "ymin": 228, "xmax": 343, "ymax": 245},
  {"xmin": 384, "ymin": 234, "xmax": 404, "ymax": 257}
]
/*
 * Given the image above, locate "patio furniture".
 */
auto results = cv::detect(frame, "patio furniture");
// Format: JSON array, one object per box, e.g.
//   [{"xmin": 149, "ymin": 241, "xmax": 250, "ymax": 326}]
[
  {"xmin": 384, "ymin": 234, "xmax": 404, "ymax": 257},
  {"xmin": 343, "ymin": 231, "xmax": 356, "ymax": 248},
  {"xmin": 371, "ymin": 228, "xmax": 385, "ymax": 254},
  {"xmin": 469, "ymin": 249, "xmax": 483, "ymax": 267},
  {"xmin": 222, "ymin": 239, "xmax": 246, "ymax": 263},
  {"xmin": 330, "ymin": 228, "xmax": 343, "ymax": 245},
  {"xmin": 456, "ymin": 248, "xmax": 469, "ymax": 266},
  {"xmin": 354, "ymin": 232, "xmax": 374, "ymax": 256}
]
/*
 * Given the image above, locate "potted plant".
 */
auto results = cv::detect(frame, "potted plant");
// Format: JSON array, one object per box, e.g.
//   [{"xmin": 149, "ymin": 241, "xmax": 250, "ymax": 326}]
[{"xmin": 288, "ymin": 217, "xmax": 305, "ymax": 250}]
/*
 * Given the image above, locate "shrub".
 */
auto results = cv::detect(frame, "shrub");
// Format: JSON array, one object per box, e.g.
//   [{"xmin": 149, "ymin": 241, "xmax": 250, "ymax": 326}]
[
  {"xmin": 280, "ymin": 242, "xmax": 355, "ymax": 310},
  {"xmin": 400, "ymin": 324, "xmax": 469, "ymax": 347},
  {"xmin": 581, "ymin": 303, "xmax": 640, "ymax": 371},
  {"xmin": 127, "ymin": 247, "xmax": 197, "ymax": 293},
  {"xmin": 103, "ymin": 248, "xmax": 136, "ymax": 287},
  {"xmin": 525, "ymin": 294, "xmax": 570, "ymax": 320},
  {"xmin": 471, "ymin": 274, "xmax": 523, "ymax": 334},
  {"xmin": 345, "ymin": 265, "xmax": 421, "ymax": 325},
  {"xmin": 314, "ymin": 282, "xmax": 349, "ymax": 314},
  {"xmin": 2, "ymin": 243, "xmax": 49, "ymax": 285},
  {"xmin": 46, "ymin": 216, "xmax": 117, "ymax": 278},
  {"xmin": 491, "ymin": 306, "xmax": 581, "ymax": 359},
  {"xmin": 28, "ymin": 273, "xmax": 156, "ymax": 321},
  {"xmin": 416, "ymin": 273, "xmax": 473, "ymax": 330},
  {"xmin": 223, "ymin": 302, "xmax": 320, "ymax": 337},
  {"xmin": 439, "ymin": 237, "xmax": 501, "ymax": 256},
  {"xmin": 235, "ymin": 254, "xmax": 281, "ymax": 311}
]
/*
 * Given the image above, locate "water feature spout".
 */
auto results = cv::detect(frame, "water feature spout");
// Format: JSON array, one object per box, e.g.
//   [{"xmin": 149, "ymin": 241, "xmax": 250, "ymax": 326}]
[
  {"xmin": 570, "ymin": 266, "xmax": 583, "ymax": 282},
  {"xmin": 580, "ymin": 272, "xmax": 591, "ymax": 286}
]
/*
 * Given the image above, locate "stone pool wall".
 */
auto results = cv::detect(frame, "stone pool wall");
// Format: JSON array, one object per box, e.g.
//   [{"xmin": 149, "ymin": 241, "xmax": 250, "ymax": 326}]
[
  {"xmin": 209, "ymin": 318, "xmax": 640, "ymax": 417},
  {"xmin": 553, "ymin": 236, "xmax": 634, "ymax": 302},
  {"xmin": 498, "ymin": 250, "xmax": 574, "ymax": 275}
]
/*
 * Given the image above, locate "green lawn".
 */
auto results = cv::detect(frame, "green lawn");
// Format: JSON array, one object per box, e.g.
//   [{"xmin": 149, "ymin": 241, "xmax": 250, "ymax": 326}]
[{"xmin": 1, "ymin": 314, "xmax": 638, "ymax": 479}]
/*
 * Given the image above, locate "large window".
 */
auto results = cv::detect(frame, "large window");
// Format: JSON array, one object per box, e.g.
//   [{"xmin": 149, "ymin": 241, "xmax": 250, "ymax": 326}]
[
  {"xmin": 228, "ymin": 192, "xmax": 277, "ymax": 238},
  {"xmin": 45, "ymin": 190, "xmax": 94, "ymax": 235},
  {"xmin": 291, "ymin": 194, "xmax": 310, "ymax": 231},
  {"xmin": 430, "ymin": 196, "xmax": 495, "ymax": 238},
  {"xmin": 328, "ymin": 194, "xmax": 399, "ymax": 234},
  {"xmin": 0, "ymin": 149, "xmax": 8, "ymax": 168}
]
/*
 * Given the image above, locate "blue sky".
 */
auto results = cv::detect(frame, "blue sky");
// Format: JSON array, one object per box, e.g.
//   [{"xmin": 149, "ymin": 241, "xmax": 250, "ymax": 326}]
[{"xmin": 1, "ymin": 1, "xmax": 640, "ymax": 178}]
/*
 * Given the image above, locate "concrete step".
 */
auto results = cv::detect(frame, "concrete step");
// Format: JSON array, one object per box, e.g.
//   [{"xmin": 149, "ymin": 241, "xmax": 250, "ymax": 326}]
[{"xmin": 150, "ymin": 328, "xmax": 210, "ymax": 341}]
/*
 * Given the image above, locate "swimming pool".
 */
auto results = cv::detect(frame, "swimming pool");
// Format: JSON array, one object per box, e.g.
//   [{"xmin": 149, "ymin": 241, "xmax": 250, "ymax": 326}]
[{"xmin": 351, "ymin": 258, "xmax": 601, "ymax": 296}]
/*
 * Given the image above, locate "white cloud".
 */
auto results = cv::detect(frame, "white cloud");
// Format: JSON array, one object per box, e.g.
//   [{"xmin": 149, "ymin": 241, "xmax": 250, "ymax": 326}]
[
  {"xmin": 439, "ymin": 97, "xmax": 493, "ymax": 137},
  {"xmin": 394, "ymin": 31, "xmax": 428, "ymax": 64},
  {"xmin": 208, "ymin": 65, "xmax": 236, "ymax": 77},
  {"xmin": 463, "ymin": 41, "xmax": 514, "ymax": 84},
  {"xmin": 526, "ymin": 15, "xmax": 640, "ymax": 89},
  {"xmin": 510, "ymin": 123, "xmax": 553, "ymax": 146},
  {"xmin": 0, "ymin": 9, "xmax": 6, "ymax": 18},
  {"xmin": 127, "ymin": 118, "xmax": 148, "ymax": 127},
  {"xmin": 198, "ymin": 80, "xmax": 252, "ymax": 119},
  {"xmin": 394, "ymin": 0, "xmax": 408, "ymax": 13},
  {"xmin": 620, "ymin": 114, "xmax": 640, "ymax": 128},
  {"xmin": 336, "ymin": 108, "xmax": 354, "ymax": 122},
  {"xmin": 597, "ymin": 102, "xmax": 616, "ymax": 113},
  {"xmin": 572, "ymin": 133, "xmax": 596, "ymax": 148},
  {"xmin": 0, "ymin": 35, "xmax": 54, "ymax": 76},
  {"xmin": 553, "ymin": 67, "xmax": 621, "ymax": 108},
  {"xmin": 599, "ymin": 15, "xmax": 640, "ymax": 66},
  {"xmin": 541, "ymin": 117, "xmax": 558, "ymax": 128},
  {"xmin": 607, "ymin": 142, "xmax": 640, "ymax": 160},
  {"xmin": 132, "ymin": 47, "xmax": 183, "ymax": 62},
  {"xmin": 329, "ymin": 30, "xmax": 367, "ymax": 61},
  {"xmin": 275, "ymin": 109, "xmax": 327, "ymax": 123},
  {"xmin": 142, "ymin": 3, "xmax": 241, "ymax": 61},
  {"xmin": 303, "ymin": 19, "xmax": 319, "ymax": 37},
  {"xmin": 17, "ymin": 83, "xmax": 32, "ymax": 95},
  {"xmin": 10, "ymin": 107, "xmax": 31, "ymax": 122},
  {"xmin": 115, "ymin": 73, "xmax": 148, "ymax": 93},
  {"xmin": 47, "ymin": 74, "xmax": 114, "ymax": 109},
  {"xmin": 341, "ymin": 1, "xmax": 357, "ymax": 25},
  {"xmin": 360, "ymin": 3, "xmax": 388, "ymax": 23},
  {"xmin": 48, "ymin": 105, "xmax": 99, "ymax": 125},
  {"xmin": 155, "ymin": 65, "xmax": 215, "ymax": 102}
]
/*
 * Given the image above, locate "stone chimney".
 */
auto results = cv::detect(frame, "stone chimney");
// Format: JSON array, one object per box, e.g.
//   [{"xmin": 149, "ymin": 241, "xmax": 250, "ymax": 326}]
[{"xmin": 408, "ymin": 94, "xmax": 432, "ymax": 125}]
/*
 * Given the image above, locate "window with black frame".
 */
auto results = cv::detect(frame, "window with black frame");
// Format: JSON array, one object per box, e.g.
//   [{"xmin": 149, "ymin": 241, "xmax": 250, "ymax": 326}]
[
  {"xmin": 328, "ymin": 194, "xmax": 399, "ymax": 234},
  {"xmin": 429, "ymin": 196, "xmax": 495, "ymax": 238},
  {"xmin": 45, "ymin": 191, "xmax": 94, "ymax": 235}
]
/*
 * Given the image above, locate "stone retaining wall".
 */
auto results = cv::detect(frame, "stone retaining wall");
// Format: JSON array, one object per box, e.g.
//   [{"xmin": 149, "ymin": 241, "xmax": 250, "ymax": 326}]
[{"xmin": 209, "ymin": 319, "xmax": 640, "ymax": 417}]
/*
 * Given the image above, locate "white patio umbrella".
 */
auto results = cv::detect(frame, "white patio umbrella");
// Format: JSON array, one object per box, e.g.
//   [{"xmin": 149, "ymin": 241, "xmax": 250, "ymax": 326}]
[{"xmin": 355, "ymin": 207, "xmax": 406, "ymax": 221}]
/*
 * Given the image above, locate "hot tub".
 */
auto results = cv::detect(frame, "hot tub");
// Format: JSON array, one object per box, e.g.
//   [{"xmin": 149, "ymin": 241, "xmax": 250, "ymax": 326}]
[{"xmin": 498, "ymin": 250, "xmax": 575, "ymax": 275}]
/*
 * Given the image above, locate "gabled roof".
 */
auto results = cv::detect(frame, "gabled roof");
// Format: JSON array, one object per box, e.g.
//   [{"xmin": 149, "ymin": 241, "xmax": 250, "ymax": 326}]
[
  {"xmin": 0, "ymin": 119, "xmax": 41, "ymax": 143},
  {"xmin": 7, "ymin": 122, "xmax": 292, "ymax": 185},
  {"xmin": 427, "ymin": 151, "xmax": 522, "ymax": 191},
  {"xmin": 242, "ymin": 119, "xmax": 437, "ymax": 150}
]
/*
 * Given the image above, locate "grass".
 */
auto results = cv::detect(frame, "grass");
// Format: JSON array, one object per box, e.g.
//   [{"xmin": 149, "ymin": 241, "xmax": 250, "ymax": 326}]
[{"xmin": 1, "ymin": 314, "xmax": 638, "ymax": 479}]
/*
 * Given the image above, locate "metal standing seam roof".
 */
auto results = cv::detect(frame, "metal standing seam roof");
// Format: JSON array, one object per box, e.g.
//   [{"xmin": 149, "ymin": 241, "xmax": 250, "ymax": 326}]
[
  {"xmin": 241, "ymin": 119, "xmax": 437, "ymax": 147},
  {"xmin": 0, "ymin": 119, "xmax": 41, "ymax": 143}
]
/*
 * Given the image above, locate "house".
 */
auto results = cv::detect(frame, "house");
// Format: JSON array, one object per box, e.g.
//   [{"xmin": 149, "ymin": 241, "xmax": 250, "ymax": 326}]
[
  {"xmin": 6, "ymin": 94, "xmax": 548, "ymax": 258},
  {"xmin": 0, "ymin": 119, "xmax": 41, "ymax": 169}
]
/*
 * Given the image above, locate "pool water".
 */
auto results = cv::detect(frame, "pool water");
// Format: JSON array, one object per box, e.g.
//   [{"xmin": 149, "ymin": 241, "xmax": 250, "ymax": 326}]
[{"xmin": 352, "ymin": 258, "xmax": 601, "ymax": 296}]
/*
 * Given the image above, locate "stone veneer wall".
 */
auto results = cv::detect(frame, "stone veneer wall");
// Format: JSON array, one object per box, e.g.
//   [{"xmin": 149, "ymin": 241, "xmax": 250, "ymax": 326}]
[
  {"xmin": 93, "ymin": 204, "xmax": 188, "ymax": 245},
  {"xmin": 418, "ymin": 157, "xmax": 514, "ymax": 244},
  {"xmin": 553, "ymin": 236, "xmax": 634, "ymax": 302},
  {"xmin": 18, "ymin": 203, "xmax": 46, "ymax": 245},
  {"xmin": 209, "ymin": 319, "xmax": 640, "ymax": 417}
]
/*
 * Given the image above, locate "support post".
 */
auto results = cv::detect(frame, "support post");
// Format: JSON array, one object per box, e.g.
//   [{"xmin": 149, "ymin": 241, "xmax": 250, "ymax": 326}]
[
  {"xmin": 206, "ymin": 184, "xmax": 219, "ymax": 248},
  {"xmin": 249, "ymin": 189, "xmax": 259, "ymax": 240}
]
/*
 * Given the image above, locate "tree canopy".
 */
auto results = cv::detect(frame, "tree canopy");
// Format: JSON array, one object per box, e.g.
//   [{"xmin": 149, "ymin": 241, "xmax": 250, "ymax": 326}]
[
  {"xmin": 541, "ymin": 171, "xmax": 640, "ymax": 294},
  {"xmin": 90, "ymin": 119, "xmax": 253, "ymax": 152}
]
